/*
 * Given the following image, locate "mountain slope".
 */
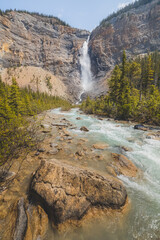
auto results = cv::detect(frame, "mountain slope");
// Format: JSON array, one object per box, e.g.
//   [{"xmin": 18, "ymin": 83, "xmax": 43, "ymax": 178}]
[
  {"xmin": 89, "ymin": 0, "xmax": 160, "ymax": 95},
  {"xmin": 0, "ymin": 11, "xmax": 89, "ymax": 101}
]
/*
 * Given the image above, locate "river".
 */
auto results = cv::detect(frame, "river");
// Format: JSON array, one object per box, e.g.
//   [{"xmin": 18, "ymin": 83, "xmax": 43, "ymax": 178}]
[{"xmin": 51, "ymin": 108, "xmax": 160, "ymax": 240}]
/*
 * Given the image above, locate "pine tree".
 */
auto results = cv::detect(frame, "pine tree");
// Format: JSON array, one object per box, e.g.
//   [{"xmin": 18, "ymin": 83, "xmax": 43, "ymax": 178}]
[
  {"xmin": 143, "ymin": 55, "xmax": 154, "ymax": 95},
  {"xmin": 147, "ymin": 55, "xmax": 154, "ymax": 87},
  {"xmin": 109, "ymin": 65, "xmax": 122, "ymax": 104},
  {"xmin": 127, "ymin": 61, "xmax": 141, "ymax": 88},
  {"xmin": 0, "ymin": 95, "xmax": 14, "ymax": 122},
  {"xmin": 9, "ymin": 77, "xmax": 22, "ymax": 115},
  {"xmin": 122, "ymin": 50, "xmax": 127, "ymax": 78}
]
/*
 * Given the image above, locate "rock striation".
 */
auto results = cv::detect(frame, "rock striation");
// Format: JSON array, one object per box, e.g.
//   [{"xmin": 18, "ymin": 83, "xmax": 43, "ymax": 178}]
[
  {"xmin": 89, "ymin": 0, "xmax": 160, "ymax": 95},
  {"xmin": 30, "ymin": 159, "xmax": 127, "ymax": 224},
  {"xmin": 1, "ymin": 1, "xmax": 160, "ymax": 100},
  {"xmin": 0, "ymin": 11, "xmax": 89, "ymax": 101}
]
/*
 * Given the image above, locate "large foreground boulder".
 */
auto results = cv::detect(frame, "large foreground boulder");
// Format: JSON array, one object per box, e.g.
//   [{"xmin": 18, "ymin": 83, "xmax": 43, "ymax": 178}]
[{"xmin": 30, "ymin": 159, "xmax": 127, "ymax": 224}]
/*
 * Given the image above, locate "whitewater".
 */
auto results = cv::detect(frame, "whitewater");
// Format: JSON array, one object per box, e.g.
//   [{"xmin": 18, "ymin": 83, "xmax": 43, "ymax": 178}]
[{"xmin": 52, "ymin": 108, "xmax": 160, "ymax": 240}]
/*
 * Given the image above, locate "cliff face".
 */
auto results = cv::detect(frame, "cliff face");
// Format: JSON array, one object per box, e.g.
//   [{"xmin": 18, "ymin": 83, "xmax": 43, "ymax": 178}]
[
  {"xmin": 0, "ymin": 11, "xmax": 89, "ymax": 101},
  {"xmin": 89, "ymin": 0, "xmax": 160, "ymax": 95},
  {"xmin": 1, "ymin": 1, "xmax": 160, "ymax": 101}
]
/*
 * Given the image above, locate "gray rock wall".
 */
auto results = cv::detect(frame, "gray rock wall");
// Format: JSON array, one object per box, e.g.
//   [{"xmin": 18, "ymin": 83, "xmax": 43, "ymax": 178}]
[
  {"xmin": 89, "ymin": 0, "xmax": 160, "ymax": 83},
  {"xmin": 0, "ymin": 11, "xmax": 89, "ymax": 101}
]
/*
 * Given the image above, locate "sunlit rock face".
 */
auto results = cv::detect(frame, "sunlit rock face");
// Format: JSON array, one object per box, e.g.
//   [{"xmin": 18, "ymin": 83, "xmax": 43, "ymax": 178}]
[
  {"xmin": 31, "ymin": 159, "xmax": 127, "ymax": 224},
  {"xmin": 1, "ymin": 0, "xmax": 160, "ymax": 101},
  {"xmin": 0, "ymin": 11, "xmax": 89, "ymax": 102},
  {"xmin": 89, "ymin": 0, "xmax": 160, "ymax": 96}
]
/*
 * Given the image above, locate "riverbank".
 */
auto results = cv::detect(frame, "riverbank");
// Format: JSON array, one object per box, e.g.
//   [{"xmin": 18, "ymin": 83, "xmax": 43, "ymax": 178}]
[
  {"xmin": 0, "ymin": 108, "xmax": 138, "ymax": 240},
  {"xmin": 0, "ymin": 108, "xmax": 160, "ymax": 240}
]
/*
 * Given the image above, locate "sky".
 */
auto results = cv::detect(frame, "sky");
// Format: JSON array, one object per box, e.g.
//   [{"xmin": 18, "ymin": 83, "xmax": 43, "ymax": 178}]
[{"xmin": 1, "ymin": 0, "xmax": 135, "ymax": 31}]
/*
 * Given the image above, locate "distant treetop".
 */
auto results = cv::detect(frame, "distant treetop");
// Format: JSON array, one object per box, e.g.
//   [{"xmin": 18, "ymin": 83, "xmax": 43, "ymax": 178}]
[
  {"xmin": 100, "ymin": 0, "xmax": 156, "ymax": 27},
  {"xmin": 0, "ymin": 9, "xmax": 70, "ymax": 27}
]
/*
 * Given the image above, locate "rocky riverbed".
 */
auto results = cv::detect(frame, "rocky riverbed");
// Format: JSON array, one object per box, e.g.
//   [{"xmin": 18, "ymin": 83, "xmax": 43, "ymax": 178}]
[{"xmin": 0, "ymin": 108, "xmax": 140, "ymax": 240}]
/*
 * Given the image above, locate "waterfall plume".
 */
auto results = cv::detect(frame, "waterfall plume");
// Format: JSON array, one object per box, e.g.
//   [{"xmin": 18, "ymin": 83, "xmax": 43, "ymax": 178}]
[{"xmin": 80, "ymin": 37, "xmax": 92, "ymax": 92}]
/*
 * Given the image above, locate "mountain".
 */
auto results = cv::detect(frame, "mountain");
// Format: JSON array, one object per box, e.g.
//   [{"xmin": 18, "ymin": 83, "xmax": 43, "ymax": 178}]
[
  {"xmin": 89, "ymin": 0, "xmax": 160, "ymax": 96},
  {"xmin": 0, "ymin": 11, "xmax": 89, "ymax": 101},
  {"xmin": 0, "ymin": 0, "xmax": 160, "ymax": 101}
]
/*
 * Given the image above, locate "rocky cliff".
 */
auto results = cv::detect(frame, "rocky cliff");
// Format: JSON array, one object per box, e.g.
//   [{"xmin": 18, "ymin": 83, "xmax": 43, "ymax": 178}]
[
  {"xmin": 1, "ymin": 0, "xmax": 160, "ymax": 101},
  {"xmin": 0, "ymin": 11, "xmax": 89, "ymax": 101},
  {"xmin": 89, "ymin": 0, "xmax": 160, "ymax": 95}
]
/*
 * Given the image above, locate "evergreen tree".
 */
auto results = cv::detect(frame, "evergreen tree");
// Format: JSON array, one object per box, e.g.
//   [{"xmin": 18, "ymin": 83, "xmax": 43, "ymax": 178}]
[
  {"xmin": 0, "ymin": 95, "xmax": 14, "ymax": 122},
  {"xmin": 81, "ymin": 50, "xmax": 160, "ymax": 125},
  {"xmin": 109, "ymin": 65, "xmax": 122, "ymax": 104},
  {"xmin": 9, "ymin": 77, "xmax": 22, "ymax": 115},
  {"xmin": 122, "ymin": 50, "xmax": 127, "ymax": 77},
  {"xmin": 146, "ymin": 55, "xmax": 154, "ymax": 92}
]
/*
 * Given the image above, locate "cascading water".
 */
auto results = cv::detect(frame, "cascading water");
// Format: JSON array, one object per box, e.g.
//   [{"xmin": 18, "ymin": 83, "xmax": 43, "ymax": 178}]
[
  {"xmin": 51, "ymin": 108, "xmax": 160, "ymax": 240},
  {"xmin": 79, "ymin": 36, "xmax": 92, "ymax": 94}
]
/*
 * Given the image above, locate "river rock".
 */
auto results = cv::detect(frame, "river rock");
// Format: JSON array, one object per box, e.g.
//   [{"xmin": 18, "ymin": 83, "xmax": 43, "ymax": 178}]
[
  {"xmin": 30, "ymin": 159, "xmax": 127, "ymax": 224},
  {"xmin": 47, "ymin": 148, "xmax": 59, "ymax": 155},
  {"xmin": 134, "ymin": 125, "xmax": 149, "ymax": 131},
  {"xmin": 25, "ymin": 205, "xmax": 49, "ymax": 240},
  {"xmin": 93, "ymin": 143, "xmax": 109, "ymax": 150},
  {"xmin": 41, "ymin": 124, "xmax": 50, "ymax": 129},
  {"xmin": 80, "ymin": 126, "xmax": 89, "ymax": 132},
  {"xmin": 111, "ymin": 153, "xmax": 138, "ymax": 177},
  {"xmin": 80, "ymin": 138, "xmax": 88, "ymax": 142},
  {"xmin": 76, "ymin": 117, "xmax": 81, "ymax": 120},
  {"xmin": 106, "ymin": 166, "xmax": 117, "ymax": 177},
  {"xmin": 121, "ymin": 146, "xmax": 133, "ymax": 152},
  {"xmin": 41, "ymin": 124, "xmax": 51, "ymax": 133},
  {"xmin": 50, "ymin": 143, "xmax": 58, "ymax": 148},
  {"xmin": 38, "ymin": 148, "xmax": 46, "ymax": 153},
  {"xmin": 14, "ymin": 198, "xmax": 27, "ymax": 240},
  {"xmin": 0, "ymin": 170, "xmax": 16, "ymax": 182},
  {"xmin": 63, "ymin": 129, "xmax": 70, "ymax": 136},
  {"xmin": 146, "ymin": 132, "xmax": 160, "ymax": 141},
  {"xmin": 98, "ymin": 117, "xmax": 104, "ymax": 121},
  {"xmin": 75, "ymin": 150, "xmax": 84, "ymax": 157}
]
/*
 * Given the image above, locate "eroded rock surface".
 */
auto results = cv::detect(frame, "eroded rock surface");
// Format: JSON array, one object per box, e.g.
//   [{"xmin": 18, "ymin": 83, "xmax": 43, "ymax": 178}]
[
  {"xmin": 89, "ymin": 0, "xmax": 160, "ymax": 96},
  {"xmin": 14, "ymin": 198, "xmax": 27, "ymax": 240},
  {"xmin": 93, "ymin": 143, "xmax": 109, "ymax": 150},
  {"xmin": 111, "ymin": 153, "xmax": 138, "ymax": 177},
  {"xmin": 0, "ymin": 11, "xmax": 89, "ymax": 101},
  {"xmin": 30, "ymin": 159, "xmax": 127, "ymax": 224}
]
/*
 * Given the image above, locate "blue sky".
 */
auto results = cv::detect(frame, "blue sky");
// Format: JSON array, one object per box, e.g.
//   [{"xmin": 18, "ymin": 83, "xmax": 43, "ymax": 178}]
[{"xmin": 1, "ymin": 0, "xmax": 134, "ymax": 31}]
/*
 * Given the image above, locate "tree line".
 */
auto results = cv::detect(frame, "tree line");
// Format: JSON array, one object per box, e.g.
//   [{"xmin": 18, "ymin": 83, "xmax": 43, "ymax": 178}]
[
  {"xmin": 0, "ymin": 76, "xmax": 71, "ymax": 175},
  {"xmin": 81, "ymin": 51, "xmax": 160, "ymax": 125},
  {"xmin": 100, "ymin": 0, "xmax": 158, "ymax": 27},
  {"xmin": 0, "ymin": 9, "xmax": 70, "ymax": 27}
]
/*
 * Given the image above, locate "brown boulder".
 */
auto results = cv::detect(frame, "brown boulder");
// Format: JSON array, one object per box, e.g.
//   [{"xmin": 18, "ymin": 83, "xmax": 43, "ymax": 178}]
[
  {"xmin": 146, "ymin": 132, "xmax": 160, "ymax": 141},
  {"xmin": 80, "ymin": 126, "xmax": 89, "ymax": 132},
  {"xmin": 111, "ymin": 153, "xmax": 138, "ymax": 177},
  {"xmin": 63, "ymin": 129, "xmax": 70, "ymax": 136},
  {"xmin": 30, "ymin": 159, "xmax": 127, "ymax": 224},
  {"xmin": 121, "ymin": 146, "xmax": 133, "ymax": 152},
  {"xmin": 93, "ymin": 143, "xmax": 109, "ymax": 150}
]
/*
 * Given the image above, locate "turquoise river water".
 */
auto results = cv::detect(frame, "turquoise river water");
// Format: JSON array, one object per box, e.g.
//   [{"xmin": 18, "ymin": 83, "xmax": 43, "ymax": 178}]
[{"xmin": 50, "ymin": 108, "xmax": 160, "ymax": 240}]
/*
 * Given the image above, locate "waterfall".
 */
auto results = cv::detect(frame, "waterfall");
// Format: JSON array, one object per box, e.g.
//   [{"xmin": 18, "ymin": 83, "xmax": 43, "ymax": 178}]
[{"xmin": 80, "ymin": 36, "xmax": 92, "ymax": 92}]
